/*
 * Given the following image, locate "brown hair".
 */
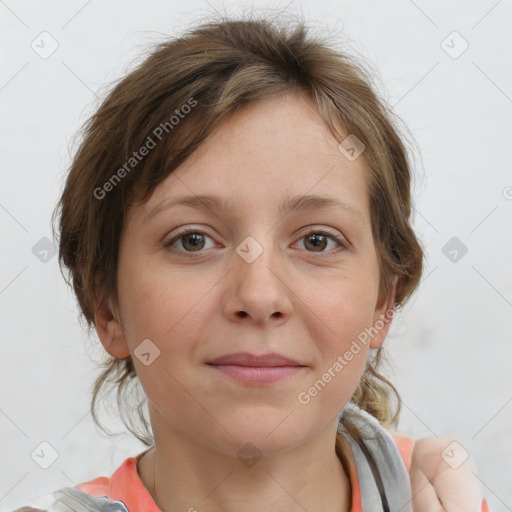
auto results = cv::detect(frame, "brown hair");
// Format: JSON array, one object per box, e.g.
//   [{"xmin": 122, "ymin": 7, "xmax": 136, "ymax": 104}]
[{"xmin": 52, "ymin": 12, "xmax": 424, "ymax": 448}]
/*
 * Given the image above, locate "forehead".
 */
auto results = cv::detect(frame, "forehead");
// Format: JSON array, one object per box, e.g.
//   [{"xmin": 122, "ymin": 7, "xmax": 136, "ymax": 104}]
[{"xmin": 129, "ymin": 92, "xmax": 370, "ymax": 225}]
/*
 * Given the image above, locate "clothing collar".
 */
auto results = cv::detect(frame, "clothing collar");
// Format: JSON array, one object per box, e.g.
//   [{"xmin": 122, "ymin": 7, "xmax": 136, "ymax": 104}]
[{"xmin": 71, "ymin": 402, "xmax": 412, "ymax": 511}]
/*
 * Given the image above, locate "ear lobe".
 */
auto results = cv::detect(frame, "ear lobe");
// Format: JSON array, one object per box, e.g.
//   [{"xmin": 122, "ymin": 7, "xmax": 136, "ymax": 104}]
[
  {"xmin": 369, "ymin": 275, "xmax": 398, "ymax": 350},
  {"xmin": 93, "ymin": 298, "xmax": 131, "ymax": 359}
]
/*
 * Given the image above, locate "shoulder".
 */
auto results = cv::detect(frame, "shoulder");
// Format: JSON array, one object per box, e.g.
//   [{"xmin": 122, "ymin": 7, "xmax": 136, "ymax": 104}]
[
  {"xmin": 11, "ymin": 492, "xmax": 58, "ymax": 511},
  {"xmin": 12, "ymin": 486, "xmax": 130, "ymax": 512},
  {"xmin": 388, "ymin": 430, "xmax": 416, "ymax": 472},
  {"xmin": 13, "ymin": 508, "xmax": 47, "ymax": 512}
]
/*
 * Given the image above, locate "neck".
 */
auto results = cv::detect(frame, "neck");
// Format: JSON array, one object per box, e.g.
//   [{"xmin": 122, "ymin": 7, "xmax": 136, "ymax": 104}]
[{"xmin": 138, "ymin": 423, "xmax": 352, "ymax": 512}]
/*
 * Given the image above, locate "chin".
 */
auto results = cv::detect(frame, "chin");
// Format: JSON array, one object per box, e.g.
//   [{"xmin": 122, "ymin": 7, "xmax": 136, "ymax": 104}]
[{"xmin": 216, "ymin": 414, "xmax": 311, "ymax": 454}]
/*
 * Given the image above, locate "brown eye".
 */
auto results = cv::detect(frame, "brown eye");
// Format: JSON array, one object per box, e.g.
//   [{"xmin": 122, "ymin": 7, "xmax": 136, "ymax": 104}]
[
  {"xmin": 165, "ymin": 228, "xmax": 215, "ymax": 255},
  {"xmin": 180, "ymin": 232, "xmax": 206, "ymax": 251},
  {"xmin": 297, "ymin": 230, "xmax": 345, "ymax": 254},
  {"xmin": 304, "ymin": 233, "xmax": 329, "ymax": 252}
]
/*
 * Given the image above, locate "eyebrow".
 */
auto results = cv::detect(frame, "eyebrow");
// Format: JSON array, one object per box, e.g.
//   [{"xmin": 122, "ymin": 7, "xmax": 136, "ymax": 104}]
[{"xmin": 143, "ymin": 193, "xmax": 365, "ymax": 225}]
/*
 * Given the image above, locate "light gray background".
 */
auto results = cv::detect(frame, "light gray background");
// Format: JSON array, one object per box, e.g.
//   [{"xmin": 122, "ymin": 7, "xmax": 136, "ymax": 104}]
[{"xmin": 1, "ymin": 0, "xmax": 511, "ymax": 510}]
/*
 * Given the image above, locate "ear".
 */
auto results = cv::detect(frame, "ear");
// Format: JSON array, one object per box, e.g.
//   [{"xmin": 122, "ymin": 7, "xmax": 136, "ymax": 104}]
[
  {"xmin": 369, "ymin": 275, "xmax": 398, "ymax": 350},
  {"xmin": 93, "ymin": 296, "xmax": 131, "ymax": 359}
]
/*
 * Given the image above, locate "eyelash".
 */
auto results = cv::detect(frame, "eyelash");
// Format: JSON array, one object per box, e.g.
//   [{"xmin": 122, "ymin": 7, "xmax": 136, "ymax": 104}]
[{"xmin": 164, "ymin": 227, "xmax": 347, "ymax": 258}]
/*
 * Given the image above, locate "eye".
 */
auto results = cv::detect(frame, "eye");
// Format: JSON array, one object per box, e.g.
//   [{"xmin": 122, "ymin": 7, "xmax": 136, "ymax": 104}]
[
  {"xmin": 294, "ymin": 229, "xmax": 346, "ymax": 254},
  {"xmin": 164, "ymin": 227, "xmax": 216, "ymax": 256},
  {"xmin": 164, "ymin": 227, "xmax": 347, "ymax": 257}
]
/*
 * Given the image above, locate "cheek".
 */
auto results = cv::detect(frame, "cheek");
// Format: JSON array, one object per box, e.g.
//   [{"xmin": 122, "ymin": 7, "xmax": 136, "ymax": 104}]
[
  {"xmin": 289, "ymin": 272, "xmax": 378, "ymax": 409},
  {"xmin": 118, "ymin": 267, "xmax": 209, "ymax": 414},
  {"xmin": 304, "ymin": 268, "xmax": 378, "ymax": 347},
  {"xmin": 116, "ymin": 262, "xmax": 221, "ymax": 410},
  {"xmin": 315, "ymin": 276, "xmax": 377, "ymax": 367},
  {"xmin": 117, "ymin": 254, "xmax": 215, "ymax": 343}
]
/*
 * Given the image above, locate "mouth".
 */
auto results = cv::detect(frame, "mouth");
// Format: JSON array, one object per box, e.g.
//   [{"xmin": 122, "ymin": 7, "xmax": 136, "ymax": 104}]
[
  {"xmin": 207, "ymin": 352, "xmax": 305, "ymax": 367},
  {"xmin": 207, "ymin": 364, "xmax": 306, "ymax": 385},
  {"xmin": 206, "ymin": 352, "xmax": 307, "ymax": 385}
]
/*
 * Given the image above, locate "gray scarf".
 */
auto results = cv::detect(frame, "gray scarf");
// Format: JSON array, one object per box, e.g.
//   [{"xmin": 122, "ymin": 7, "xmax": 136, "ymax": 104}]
[
  {"xmin": 30, "ymin": 402, "xmax": 413, "ymax": 512},
  {"xmin": 338, "ymin": 401, "xmax": 413, "ymax": 512}
]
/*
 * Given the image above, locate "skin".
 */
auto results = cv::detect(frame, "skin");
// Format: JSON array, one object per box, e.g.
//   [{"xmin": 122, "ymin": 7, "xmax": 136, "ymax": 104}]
[
  {"xmin": 93, "ymin": 91, "xmax": 482, "ymax": 512},
  {"xmin": 409, "ymin": 436, "xmax": 483, "ymax": 511}
]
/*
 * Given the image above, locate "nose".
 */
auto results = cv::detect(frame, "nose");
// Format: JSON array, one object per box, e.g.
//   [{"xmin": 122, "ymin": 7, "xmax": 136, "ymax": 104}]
[{"xmin": 223, "ymin": 235, "xmax": 293, "ymax": 325}]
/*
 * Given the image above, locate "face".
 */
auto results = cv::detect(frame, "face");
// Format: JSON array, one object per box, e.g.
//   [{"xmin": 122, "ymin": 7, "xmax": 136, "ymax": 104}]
[{"xmin": 96, "ymin": 91, "xmax": 396, "ymax": 457}]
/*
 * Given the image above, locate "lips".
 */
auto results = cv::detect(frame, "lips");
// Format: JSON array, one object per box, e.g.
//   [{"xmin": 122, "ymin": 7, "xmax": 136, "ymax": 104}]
[
  {"xmin": 207, "ymin": 352, "xmax": 306, "ymax": 385},
  {"xmin": 207, "ymin": 352, "xmax": 305, "ymax": 367}
]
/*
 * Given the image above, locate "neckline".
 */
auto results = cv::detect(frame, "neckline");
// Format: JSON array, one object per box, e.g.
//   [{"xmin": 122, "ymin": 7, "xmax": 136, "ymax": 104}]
[{"xmin": 134, "ymin": 437, "xmax": 359, "ymax": 512}]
